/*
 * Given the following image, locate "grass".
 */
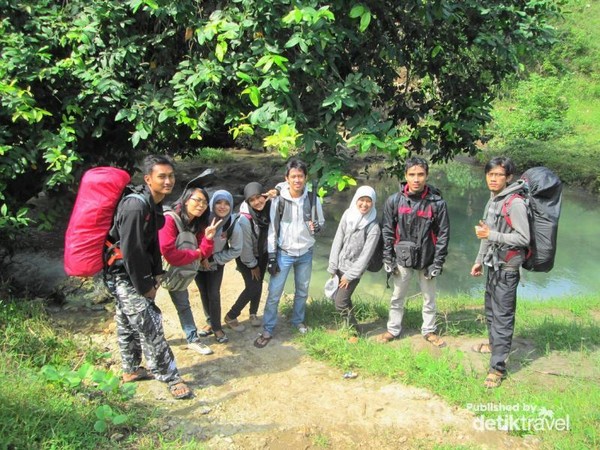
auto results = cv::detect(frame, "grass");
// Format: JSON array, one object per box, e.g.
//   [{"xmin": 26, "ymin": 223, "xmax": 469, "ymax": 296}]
[
  {"xmin": 484, "ymin": 0, "xmax": 600, "ymax": 194},
  {"xmin": 293, "ymin": 294, "xmax": 600, "ymax": 449},
  {"xmin": 0, "ymin": 298, "xmax": 205, "ymax": 449}
]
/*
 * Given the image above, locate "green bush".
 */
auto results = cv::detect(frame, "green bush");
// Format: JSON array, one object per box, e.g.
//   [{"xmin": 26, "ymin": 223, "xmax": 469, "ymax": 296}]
[{"xmin": 490, "ymin": 74, "xmax": 571, "ymax": 143}]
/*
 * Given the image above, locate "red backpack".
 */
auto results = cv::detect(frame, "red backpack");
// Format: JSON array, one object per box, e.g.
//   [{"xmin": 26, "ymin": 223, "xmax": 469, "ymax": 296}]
[{"xmin": 64, "ymin": 167, "xmax": 136, "ymax": 277}]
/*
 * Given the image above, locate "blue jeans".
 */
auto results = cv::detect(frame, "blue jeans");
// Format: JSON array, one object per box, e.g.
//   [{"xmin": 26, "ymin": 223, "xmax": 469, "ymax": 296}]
[
  {"xmin": 168, "ymin": 289, "xmax": 199, "ymax": 344},
  {"xmin": 262, "ymin": 248, "xmax": 313, "ymax": 335}
]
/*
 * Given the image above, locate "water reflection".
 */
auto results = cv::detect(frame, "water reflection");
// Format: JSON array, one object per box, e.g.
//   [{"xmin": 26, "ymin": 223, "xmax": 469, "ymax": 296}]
[{"xmin": 304, "ymin": 162, "xmax": 600, "ymax": 301}]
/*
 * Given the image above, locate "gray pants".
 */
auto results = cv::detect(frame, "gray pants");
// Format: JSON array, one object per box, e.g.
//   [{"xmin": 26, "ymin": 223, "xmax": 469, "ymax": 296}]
[
  {"xmin": 387, "ymin": 266, "xmax": 438, "ymax": 336},
  {"xmin": 107, "ymin": 274, "xmax": 181, "ymax": 384},
  {"xmin": 484, "ymin": 268, "xmax": 519, "ymax": 374}
]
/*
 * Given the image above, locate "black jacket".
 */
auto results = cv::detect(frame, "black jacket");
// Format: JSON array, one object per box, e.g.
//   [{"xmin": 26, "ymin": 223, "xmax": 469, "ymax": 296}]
[
  {"xmin": 107, "ymin": 185, "xmax": 165, "ymax": 295},
  {"xmin": 382, "ymin": 183, "xmax": 450, "ymax": 270}
]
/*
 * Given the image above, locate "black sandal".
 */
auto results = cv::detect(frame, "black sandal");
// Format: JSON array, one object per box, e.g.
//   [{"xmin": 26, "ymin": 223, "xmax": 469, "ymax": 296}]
[{"xmin": 254, "ymin": 333, "xmax": 272, "ymax": 348}]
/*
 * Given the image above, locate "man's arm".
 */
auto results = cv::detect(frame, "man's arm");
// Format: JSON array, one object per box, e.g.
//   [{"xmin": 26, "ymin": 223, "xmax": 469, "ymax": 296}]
[
  {"xmin": 381, "ymin": 193, "xmax": 397, "ymax": 265},
  {"xmin": 432, "ymin": 200, "xmax": 450, "ymax": 268},
  {"xmin": 118, "ymin": 200, "xmax": 156, "ymax": 296}
]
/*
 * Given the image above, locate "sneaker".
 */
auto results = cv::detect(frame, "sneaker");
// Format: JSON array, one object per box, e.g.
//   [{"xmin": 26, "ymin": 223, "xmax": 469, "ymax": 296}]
[
  {"xmin": 188, "ymin": 341, "xmax": 214, "ymax": 355},
  {"xmin": 249, "ymin": 314, "xmax": 261, "ymax": 327},
  {"xmin": 224, "ymin": 315, "xmax": 246, "ymax": 332},
  {"xmin": 296, "ymin": 323, "xmax": 309, "ymax": 334}
]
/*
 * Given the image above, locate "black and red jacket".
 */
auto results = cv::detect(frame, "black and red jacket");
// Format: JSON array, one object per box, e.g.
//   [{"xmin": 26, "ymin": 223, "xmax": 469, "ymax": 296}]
[{"xmin": 382, "ymin": 183, "xmax": 450, "ymax": 270}]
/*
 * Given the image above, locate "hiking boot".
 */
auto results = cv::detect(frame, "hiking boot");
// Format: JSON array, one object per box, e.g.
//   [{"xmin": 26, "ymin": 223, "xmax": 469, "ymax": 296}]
[
  {"xmin": 249, "ymin": 314, "xmax": 261, "ymax": 327},
  {"xmin": 224, "ymin": 315, "xmax": 246, "ymax": 332},
  {"xmin": 188, "ymin": 341, "xmax": 214, "ymax": 355}
]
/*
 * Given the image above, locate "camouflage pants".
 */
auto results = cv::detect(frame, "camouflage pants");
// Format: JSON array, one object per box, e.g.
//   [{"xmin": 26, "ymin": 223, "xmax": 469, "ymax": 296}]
[{"xmin": 106, "ymin": 273, "xmax": 181, "ymax": 384}]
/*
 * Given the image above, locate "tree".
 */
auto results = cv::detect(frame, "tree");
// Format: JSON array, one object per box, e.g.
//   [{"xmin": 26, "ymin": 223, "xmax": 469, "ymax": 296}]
[{"xmin": 0, "ymin": 0, "xmax": 560, "ymax": 238}]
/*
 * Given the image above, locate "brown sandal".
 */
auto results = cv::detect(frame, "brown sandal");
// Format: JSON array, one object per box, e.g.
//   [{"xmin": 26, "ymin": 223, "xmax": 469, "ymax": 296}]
[
  {"xmin": 169, "ymin": 381, "xmax": 193, "ymax": 399},
  {"xmin": 377, "ymin": 331, "xmax": 399, "ymax": 343},
  {"xmin": 122, "ymin": 366, "xmax": 154, "ymax": 383},
  {"xmin": 424, "ymin": 332, "xmax": 447, "ymax": 348},
  {"xmin": 472, "ymin": 343, "xmax": 492, "ymax": 353},
  {"xmin": 484, "ymin": 370, "xmax": 505, "ymax": 389}
]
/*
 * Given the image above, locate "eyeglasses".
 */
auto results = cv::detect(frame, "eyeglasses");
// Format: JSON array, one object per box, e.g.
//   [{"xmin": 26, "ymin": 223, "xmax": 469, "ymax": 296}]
[
  {"xmin": 486, "ymin": 172, "xmax": 507, "ymax": 179},
  {"xmin": 190, "ymin": 197, "xmax": 208, "ymax": 206}
]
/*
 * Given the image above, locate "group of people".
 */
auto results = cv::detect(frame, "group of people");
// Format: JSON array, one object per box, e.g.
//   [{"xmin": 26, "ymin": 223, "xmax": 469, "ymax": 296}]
[{"xmin": 103, "ymin": 154, "xmax": 527, "ymax": 399}]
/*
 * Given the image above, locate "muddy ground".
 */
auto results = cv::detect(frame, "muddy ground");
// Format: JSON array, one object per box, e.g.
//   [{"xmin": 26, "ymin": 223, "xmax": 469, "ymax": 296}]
[{"xmin": 4, "ymin": 150, "xmax": 552, "ymax": 449}]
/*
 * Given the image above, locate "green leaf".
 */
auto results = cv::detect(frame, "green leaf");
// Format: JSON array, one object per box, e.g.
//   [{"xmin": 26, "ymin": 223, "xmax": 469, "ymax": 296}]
[
  {"xmin": 359, "ymin": 11, "xmax": 371, "ymax": 32},
  {"xmin": 112, "ymin": 414, "xmax": 128, "ymax": 425},
  {"xmin": 215, "ymin": 41, "xmax": 227, "ymax": 62},
  {"xmin": 349, "ymin": 5, "xmax": 365, "ymax": 18},
  {"xmin": 94, "ymin": 420, "xmax": 107, "ymax": 433}
]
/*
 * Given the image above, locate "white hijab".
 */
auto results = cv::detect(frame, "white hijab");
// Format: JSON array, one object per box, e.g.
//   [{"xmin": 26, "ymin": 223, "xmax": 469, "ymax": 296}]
[{"xmin": 345, "ymin": 186, "xmax": 377, "ymax": 231}]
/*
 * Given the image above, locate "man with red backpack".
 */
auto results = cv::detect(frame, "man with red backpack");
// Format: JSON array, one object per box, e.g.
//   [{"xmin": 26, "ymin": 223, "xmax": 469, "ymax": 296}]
[
  {"xmin": 104, "ymin": 154, "xmax": 193, "ymax": 400},
  {"xmin": 470, "ymin": 156, "xmax": 531, "ymax": 389},
  {"xmin": 379, "ymin": 156, "xmax": 450, "ymax": 348}
]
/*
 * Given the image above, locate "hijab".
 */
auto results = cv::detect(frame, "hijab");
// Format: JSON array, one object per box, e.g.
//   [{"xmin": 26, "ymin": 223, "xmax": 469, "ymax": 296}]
[
  {"xmin": 209, "ymin": 189, "xmax": 234, "ymax": 230},
  {"xmin": 242, "ymin": 182, "xmax": 271, "ymax": 229},
  {"xmin": 345, "ymin": 186, "xmax": 377, "ymax": 231}
]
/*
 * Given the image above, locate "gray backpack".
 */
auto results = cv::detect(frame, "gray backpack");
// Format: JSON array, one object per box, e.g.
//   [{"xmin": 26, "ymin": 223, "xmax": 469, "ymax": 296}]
[{"xmin": 161, "ymin": 211, "xmax": 200, "ymax": 291}]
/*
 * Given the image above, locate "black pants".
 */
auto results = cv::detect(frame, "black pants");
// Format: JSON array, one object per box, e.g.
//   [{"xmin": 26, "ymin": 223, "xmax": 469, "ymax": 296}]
[
  {"xmin": 332, "ymin": 270, "xmax": 361, "ymax": 327},
  {"xmin": 227, "ymin": 254, "xmax": 268, "ymax": 319},
  {"xmin": 195, "ymin": 265, "xmax": 225, "ymax": 333},
  {"xmin": 484, "ymin": 268, "xmax": 520, "ymax": 374}
]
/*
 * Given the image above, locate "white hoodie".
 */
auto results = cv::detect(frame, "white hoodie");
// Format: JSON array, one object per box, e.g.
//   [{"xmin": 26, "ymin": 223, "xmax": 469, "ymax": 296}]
[{"xmin": 267, "ymin": 182, "xmax": 325, "ymax": 257}]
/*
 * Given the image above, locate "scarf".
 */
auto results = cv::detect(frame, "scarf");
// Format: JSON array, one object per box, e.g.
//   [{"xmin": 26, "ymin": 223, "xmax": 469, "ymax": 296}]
[{"xmin": 345, "ymin": 186, "xmax": 377, "ymax": 231}]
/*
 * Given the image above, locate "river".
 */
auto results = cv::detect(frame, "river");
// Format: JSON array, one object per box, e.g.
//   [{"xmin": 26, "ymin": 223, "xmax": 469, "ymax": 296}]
[{"xmin": 304, "ymin": 161, "xmax": 600, "ymax": 302}]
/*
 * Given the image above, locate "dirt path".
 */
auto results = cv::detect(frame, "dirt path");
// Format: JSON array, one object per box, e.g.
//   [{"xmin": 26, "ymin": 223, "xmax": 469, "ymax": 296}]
[{"xmin": 48, "ymin": 262, "xmax": 537, "ymax": 450}]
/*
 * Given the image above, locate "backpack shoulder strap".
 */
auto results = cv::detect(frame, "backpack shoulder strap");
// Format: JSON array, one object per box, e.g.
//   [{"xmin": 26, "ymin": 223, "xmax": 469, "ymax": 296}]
[
  {"xmin": 164, "ymin": 210, "xmax": 184, "ymax": 234},
  {"xmin": 226, "ymin": 214, "xmax": 241, "ymax": 240},
  {"xmin": 501, "ymin": 193, "xmax": 525, "ymax": 229}
]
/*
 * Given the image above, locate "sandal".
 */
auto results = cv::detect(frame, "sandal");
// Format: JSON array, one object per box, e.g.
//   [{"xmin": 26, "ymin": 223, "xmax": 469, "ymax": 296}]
[
  {"xmin": 484, "ymin": 370, "xmax": 505, "ymax": 389},
  {"xmin": 377, "ymin": 331, "xmax": 399, "ymax": 343},
  {"xmin": 224, "ymin": 315, "xmax": 246, "ymax": 332},
  {"xmin": 423, "ymin": 332, "xmax": 447, "ymax": 348},
  {"xmin": 472, "ymin": 343, "xmax": 492, "ymax": 353},
  {"xmin": 198, "ymin": 325, "xmax": 213, "ymax": 337},
  {"xmin": 122, "ymin": 366, "xmax": 154, "ymax": 383},
  {"xmin": 169, "ymin": 381, "xmax": 194, "ymax": 400},
  {"xmin": 253, "ymin": 333, "xmax": 272, "ymax": 348},
  {"xmin": 214, "ymin": 331, "xmax": 229, "ymax": 344}
]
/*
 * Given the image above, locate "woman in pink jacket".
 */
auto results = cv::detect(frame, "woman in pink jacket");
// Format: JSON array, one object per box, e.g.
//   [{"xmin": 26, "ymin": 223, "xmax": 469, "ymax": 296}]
[{"xmin": 159, "ymin": 186, "xmax": 220, "ymax": 355}]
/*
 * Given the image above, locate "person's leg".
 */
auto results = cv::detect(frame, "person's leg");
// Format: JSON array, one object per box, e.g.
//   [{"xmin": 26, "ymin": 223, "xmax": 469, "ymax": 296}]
[
  {"xmin": 418, "ymin": 272, "xmax": 438, "ymax": 335},
  {"xmin": 262, "ymin": 251, "xmax": 294, "ymax": 335},
  {"xmin": 112, "ymin": 275, "xmax": 181, "ymax": 383},
  {"xmin": 333, "ymin": 271, "xmax": 360, "ymax": 327},
  {"xmin": 108, "ymin": 275, "xmax": 143, "ymax": 373},
  {"xmin": 249, "ymin": 253, "xmax": 269, "ymax": 316},
  {"xmin": 489, "ymin": 269, "xmax": 519, "ymax": 375},
  {"xmin": 206, "ymin": 265, "xmax": 225, "ymax": 333},
  {"xmin": 290, "ymin": 248, "xmax": 313, "ymax": 327},
  {"xmin": 226, "ymin": 259, "xmax": 255, "ymax": 320},
  {"xmin": 168, "ymin": 289, "xmax": 199, "ymax": 343},
  {"xmin": 387, "ymin": 266, "xmax": 413, "ymax": 336},
  {"xmin": 194, "ymin": 271, "xmax": 212, "ymax": 326},
  {"xmin": 484, "ymin": 269, "xmax": 496, "ymax": 346}
]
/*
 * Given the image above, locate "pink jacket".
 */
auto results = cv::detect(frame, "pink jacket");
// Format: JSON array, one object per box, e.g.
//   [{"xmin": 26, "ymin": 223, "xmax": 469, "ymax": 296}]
[{"xmin": 159, "ymin": 214, "xmax": 214, "ymax": 266}]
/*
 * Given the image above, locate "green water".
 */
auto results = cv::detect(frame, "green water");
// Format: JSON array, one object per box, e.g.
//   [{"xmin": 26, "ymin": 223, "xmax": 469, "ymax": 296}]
[{"xmin": 304, "ymin": 162, "xmax": 600, "ymax": 301}]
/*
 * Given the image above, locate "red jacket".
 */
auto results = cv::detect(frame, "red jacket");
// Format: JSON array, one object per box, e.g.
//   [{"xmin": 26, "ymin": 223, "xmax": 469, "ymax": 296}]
[{"xmin": 158, "ymin": 214, "xmax": 214, "ymax": 266}]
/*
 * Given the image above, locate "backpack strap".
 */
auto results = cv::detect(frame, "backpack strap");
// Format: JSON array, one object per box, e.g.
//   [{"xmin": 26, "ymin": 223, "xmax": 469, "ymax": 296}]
[
  {"xmin": 164, "ymin": 210, "xmax": 184, "ymax": 234},
  {"xmin": 501, "ymin": 193, "xmax": 524, "ymax": 229},
  {"xmin": 225, "ymin": 214, "xmax": 241, "ymax": 240}
]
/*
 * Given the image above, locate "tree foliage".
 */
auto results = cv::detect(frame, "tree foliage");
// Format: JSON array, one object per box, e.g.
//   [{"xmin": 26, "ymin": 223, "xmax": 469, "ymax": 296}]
[{"xmin": 0, "ymin": 0, "xmax": 560, "ymax": 237}]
